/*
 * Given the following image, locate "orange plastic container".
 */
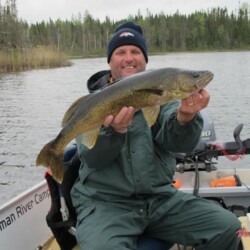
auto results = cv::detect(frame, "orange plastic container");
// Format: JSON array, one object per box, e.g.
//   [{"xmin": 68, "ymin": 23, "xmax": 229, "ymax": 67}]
[
  {"xmin": 173, "ymin": 179, "xmax": 182, "ymax": 189},
  {"xmin": 209, "ymin": 175, "xmax": 241, "ymax": 187}
]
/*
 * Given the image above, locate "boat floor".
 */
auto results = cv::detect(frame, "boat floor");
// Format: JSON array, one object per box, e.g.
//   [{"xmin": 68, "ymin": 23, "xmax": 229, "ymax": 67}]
[
  {"xmin": 42, "ymin": 239, "xmax": 190, "ymax": 250},
  {"xmin": 42, "ymin": 236, "xmax": 79, "ymax": 250},
  {"xmin": 42, "ymin": 216, "xmax": 249, "ymax": 250}
]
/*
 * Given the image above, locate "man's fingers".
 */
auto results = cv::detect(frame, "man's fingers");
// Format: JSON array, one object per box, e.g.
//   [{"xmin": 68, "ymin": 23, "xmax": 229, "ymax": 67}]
[
  {"xmin": 113, "ymin": 107, "xmax": 135, "ymax": 125},
  {"xmin": 103, "ymin": 115, "xmax": 114, "ymax": 127},
  {"xmin": 103, "ymin": 107, "xmax": 135, "ymax": 131}
]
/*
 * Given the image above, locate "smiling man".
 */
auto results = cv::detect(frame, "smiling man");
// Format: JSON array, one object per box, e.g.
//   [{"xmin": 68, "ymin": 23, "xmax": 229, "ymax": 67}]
[
  {"xmin": 71, "ymin": 22, "xmax": 241, "ymax": 250},
  {"xmin": 107, "ymin": 22, "xmax": 148, "ymax": 80}
]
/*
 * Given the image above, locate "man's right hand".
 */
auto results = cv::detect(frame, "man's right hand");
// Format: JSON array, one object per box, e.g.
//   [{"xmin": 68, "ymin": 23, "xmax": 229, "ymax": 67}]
[{"xmin": 103, "ymin": 106, "xmax": 135, "ymax": 133}]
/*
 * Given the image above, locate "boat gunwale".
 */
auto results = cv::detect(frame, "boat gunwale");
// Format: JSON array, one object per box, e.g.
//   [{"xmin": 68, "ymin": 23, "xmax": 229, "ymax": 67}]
[{"xmin": 0, "ymin": 179, "xmax": 47, "ymax": 211}]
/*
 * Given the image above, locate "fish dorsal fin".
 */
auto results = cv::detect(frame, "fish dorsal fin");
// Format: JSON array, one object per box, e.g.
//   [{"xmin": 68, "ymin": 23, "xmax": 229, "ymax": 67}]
[
  {"xmin": 141, "ymin": 105, "xmax": 160, "ymax": 127},
  {"xmin": 80, "ymin": 126, "xmax": 101, "ymax": 149},
  {"xmin": 62, "ymin": 95, "xmax": 89, "ymax": 127}
]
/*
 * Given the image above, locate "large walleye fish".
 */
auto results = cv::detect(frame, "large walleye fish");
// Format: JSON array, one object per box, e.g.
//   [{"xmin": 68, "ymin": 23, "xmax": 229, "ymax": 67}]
[{"xmin": 36, "ymin": 67, "xmax": 213, "ymax": 183}]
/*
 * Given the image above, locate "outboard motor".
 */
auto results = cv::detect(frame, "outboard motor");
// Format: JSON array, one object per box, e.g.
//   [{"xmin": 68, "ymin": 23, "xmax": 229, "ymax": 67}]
[
  {"xmin": 199, "ymin": 110, "xmax": 216, "ymax": 143},
  {"xmin": 175, "ymin": 110, "xmax": 217, "ymax": 172},
  {"xmin": 195, "ymin": 110, "xmax": 217, "ymax": 151}
]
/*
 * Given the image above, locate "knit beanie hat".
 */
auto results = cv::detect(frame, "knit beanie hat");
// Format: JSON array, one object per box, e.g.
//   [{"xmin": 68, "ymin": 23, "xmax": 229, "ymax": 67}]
[{"xmin": 107, "ymin": 22, "xmax": 148, "ymax": 63}]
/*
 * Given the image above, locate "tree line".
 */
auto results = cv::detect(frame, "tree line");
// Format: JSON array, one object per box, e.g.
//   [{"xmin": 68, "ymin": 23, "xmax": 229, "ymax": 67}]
[{"xmin": 1, "ymin": 0, "xmax": 250, "ymax": 58}]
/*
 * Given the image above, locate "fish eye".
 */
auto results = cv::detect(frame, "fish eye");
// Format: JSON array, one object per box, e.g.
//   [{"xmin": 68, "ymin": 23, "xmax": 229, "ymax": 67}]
[{"xmin": 192, "ymin": 72, "xmax": 200, "ymax": 78}]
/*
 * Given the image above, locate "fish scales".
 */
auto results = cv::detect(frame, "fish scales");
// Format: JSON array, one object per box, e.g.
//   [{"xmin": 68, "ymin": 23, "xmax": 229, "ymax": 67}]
[{"xmin": 36, "ymin": 67, "xmax": 214, "ymax": 182}]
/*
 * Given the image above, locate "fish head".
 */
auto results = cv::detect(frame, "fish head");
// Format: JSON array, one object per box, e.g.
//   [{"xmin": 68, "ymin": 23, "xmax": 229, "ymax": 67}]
[
  {"xmin": 160, "ymin": 68, "xmax": 214, "ymax": 100},
  {"xmin": 178, "ymin": 69, "xmax": 213, "ymax": 92}
]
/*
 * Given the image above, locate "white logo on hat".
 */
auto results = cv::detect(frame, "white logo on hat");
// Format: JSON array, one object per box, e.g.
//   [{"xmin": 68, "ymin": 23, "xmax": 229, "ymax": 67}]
[{"xmin": 119, "ymin": 32, "xmax": 135, "ymax": 37}]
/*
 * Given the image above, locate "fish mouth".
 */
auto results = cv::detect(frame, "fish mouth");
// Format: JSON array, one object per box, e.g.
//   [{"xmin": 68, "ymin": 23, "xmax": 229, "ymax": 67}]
[
  {"xmin": 195, "ymin": 71, "xmax": 214, "ymax": 89},
  {"xmin": 206, "ymin": 71, "xmax": 214, "ymax": 82}
]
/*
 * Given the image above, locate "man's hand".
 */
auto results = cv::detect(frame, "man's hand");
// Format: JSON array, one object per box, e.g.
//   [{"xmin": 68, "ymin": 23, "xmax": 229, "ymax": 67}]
[
  {"xmin": 177, "ymin": 89, "xmax": 210, "ymax": 124},
  {"xmin": 103, "ymin": 106, "xmax": 136, "ymax": 133}
]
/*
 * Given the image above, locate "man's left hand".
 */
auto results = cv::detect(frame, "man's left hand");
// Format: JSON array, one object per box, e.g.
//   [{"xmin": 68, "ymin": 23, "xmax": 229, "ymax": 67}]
[{"xmin": 177, "ymin": 89, "xmax": 210, "ymax": 124}]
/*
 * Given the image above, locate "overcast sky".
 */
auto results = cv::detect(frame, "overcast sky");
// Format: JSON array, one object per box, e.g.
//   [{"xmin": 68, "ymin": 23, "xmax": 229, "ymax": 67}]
[{"xmin": 15, "ymin": 0, "xmax": 249, "ymax": 23}]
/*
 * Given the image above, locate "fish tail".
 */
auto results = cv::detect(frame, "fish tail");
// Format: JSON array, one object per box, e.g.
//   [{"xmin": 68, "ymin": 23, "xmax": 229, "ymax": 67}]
[{"xmin": 36, "ymin": 140, "xmax": 64, "ymax": 183}]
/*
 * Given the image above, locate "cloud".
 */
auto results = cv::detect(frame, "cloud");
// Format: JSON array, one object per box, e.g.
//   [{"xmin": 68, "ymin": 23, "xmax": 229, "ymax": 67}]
[{"xmin": 16, "ymin": 0, "xmax": 242, "ymax": 23}]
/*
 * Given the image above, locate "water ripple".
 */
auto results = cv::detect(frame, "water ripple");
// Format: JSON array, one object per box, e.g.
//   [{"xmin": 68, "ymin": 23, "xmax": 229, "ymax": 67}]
[{"xmin": 0, "ymin": 52, "xmax": 250, "ymax": 204}]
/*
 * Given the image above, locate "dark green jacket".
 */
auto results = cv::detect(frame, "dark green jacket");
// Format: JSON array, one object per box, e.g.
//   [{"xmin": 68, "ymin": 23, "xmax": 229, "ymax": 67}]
[{"xmin": 72, "ymin": 70, "xmax": 203, "ymax": 205}]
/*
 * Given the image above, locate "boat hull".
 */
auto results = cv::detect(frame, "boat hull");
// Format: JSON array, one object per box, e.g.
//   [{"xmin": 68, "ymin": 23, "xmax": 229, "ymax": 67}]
[
  {"xmin": 0, "ymin": 169, "xmax": 249, "ymax": 249},
  {"xmin": 0, "ymin": 180, "xmax": 51, "ymax": 250}
]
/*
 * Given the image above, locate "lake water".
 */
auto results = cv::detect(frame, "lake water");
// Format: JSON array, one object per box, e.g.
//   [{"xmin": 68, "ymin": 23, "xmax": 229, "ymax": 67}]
[{"xmin": 0, "ymin": 51, "xmax": 250, "ymax": 205}]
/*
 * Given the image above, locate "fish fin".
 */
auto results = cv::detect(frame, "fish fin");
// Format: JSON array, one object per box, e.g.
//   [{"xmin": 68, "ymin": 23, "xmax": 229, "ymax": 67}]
[
  {"xmin": 141, "ymin": 105, "xmax": 160, "ymax": 127},
  {"xmin": 62, "ymin": 95, "xmax": 90, "ymax": 127},
  {"xmin": 80, "ymin": 126, "xmax": 101, "ymax": 149},
  {"xmin": 36, "ymin": 139, "xmax": 64, "ymax": 183}
]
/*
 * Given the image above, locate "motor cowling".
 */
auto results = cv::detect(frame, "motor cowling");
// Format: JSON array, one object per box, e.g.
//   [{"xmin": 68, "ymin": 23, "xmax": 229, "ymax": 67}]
[
  {"xmin": 199, "ymin": 110, "xmax": 216, "ymax": 143},
  {"xmin": 194, "ymin": 110, "xmax": 216, "ymax": 151},
  {"xmin": 174, "ymin": 110, "xmax": 216, "ymax": 164}
]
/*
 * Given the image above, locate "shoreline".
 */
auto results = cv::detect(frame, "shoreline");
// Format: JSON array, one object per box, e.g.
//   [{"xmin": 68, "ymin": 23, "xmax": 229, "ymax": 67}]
[{"xmin": 1, "ymin": 47, "xmax": 250, "ymax": 74}]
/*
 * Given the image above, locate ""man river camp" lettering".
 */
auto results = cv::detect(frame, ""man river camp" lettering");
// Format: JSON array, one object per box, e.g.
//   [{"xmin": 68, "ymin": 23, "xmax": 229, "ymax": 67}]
[{"xmin": 0, "ymin": 188, "xmax": 50, "ymax": 232}]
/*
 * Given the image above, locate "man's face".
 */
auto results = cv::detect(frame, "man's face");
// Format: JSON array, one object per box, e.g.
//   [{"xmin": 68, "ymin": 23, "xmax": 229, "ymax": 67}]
[{"xmin": 109, "ymin": 45, "xmax": 147, "ymax": 80}]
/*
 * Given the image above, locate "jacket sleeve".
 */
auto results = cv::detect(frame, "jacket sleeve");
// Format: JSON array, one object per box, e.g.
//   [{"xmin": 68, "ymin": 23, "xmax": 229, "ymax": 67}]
[
  {"xmin": 153, "ymin": 101, "xmax": 204, "ymax": 153},
  {"xmin": 76, "ymin": 126, "xmax": 126, "ymax": 169}
]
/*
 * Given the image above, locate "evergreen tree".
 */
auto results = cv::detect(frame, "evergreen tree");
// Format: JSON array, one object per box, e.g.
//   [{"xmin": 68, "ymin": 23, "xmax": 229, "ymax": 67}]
[{"xmin": 1, "ymin": 0, "xmax": 250, "ymax": 56}]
